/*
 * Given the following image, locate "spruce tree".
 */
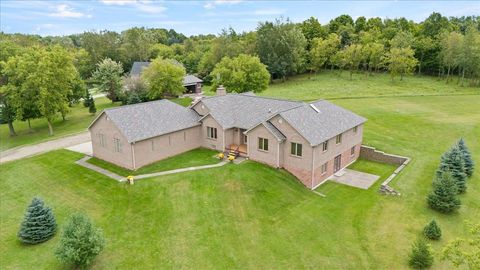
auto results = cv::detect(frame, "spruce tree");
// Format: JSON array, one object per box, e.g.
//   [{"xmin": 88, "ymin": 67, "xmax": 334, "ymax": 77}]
[
  {"xmin": 427, "ymin": 171, "xmax": 461, "ymax": 213},
  {"xmin": 55, "ymin": 213, "xmax": 105, "ymax": 268},
  {"xmin": 423, "ymin": 220, "xmax": 442, "ymax": 240},
  {"xmin": 436, "ymin": 146, "xmax": 467, "ymax": 194},
  {"xmin": 408, "ymin": 239, "xmax": 434, "ymax": 269},
  {"xmin": 18, "ymin": 197, "xmax": 57, "ymax": 244},
  {"xmin": 457, "ymin": 138, "xmax": 474, "ymax": 178},
  {"xmin": 89, "ymin": 97, "xmax": 97, "ymax": 114}
]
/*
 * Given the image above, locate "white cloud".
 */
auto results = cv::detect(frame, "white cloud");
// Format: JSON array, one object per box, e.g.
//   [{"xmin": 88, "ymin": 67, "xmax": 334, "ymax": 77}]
[
  {"xmin": 49, "ymin": 4, "xmax": 87, "ymax": 18},
  {"xmin": 203, "ymin": 0, "xmax": 243, "ymax": 9},
  {"xmin": 100, "ymin": 0, "xmax": 166, "ymax": 14}
]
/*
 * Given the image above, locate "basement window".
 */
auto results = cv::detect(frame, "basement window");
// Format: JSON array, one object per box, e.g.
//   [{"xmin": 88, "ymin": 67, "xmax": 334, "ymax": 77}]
[{"xmin": 321, "ymin": 162, "xmax": 328, "ymax": 175}]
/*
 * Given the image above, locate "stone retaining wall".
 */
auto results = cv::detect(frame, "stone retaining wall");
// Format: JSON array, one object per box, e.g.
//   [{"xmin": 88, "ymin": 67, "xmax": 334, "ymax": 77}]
[{"xmin": 360, "ymin": 145, "xmax": 411, "ymax": 195}]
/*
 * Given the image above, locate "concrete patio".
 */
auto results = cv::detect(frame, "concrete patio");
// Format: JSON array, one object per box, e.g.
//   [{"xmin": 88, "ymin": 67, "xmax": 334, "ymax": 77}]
[{"xmin": 329, "ymin": 169, "xmax": 380, "ymax": 189}]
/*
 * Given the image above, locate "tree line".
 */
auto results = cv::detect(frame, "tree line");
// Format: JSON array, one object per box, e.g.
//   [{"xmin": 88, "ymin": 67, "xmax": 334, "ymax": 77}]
[{"xmin": 1, "ymin": 13, "xmax": 479, "ymax": 136}]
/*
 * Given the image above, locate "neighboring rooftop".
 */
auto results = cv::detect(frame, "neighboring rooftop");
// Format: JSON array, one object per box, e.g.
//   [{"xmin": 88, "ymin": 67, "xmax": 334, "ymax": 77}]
[
  {"xmin": 98, "ymin": 100, "xmax": 201, "ymax": 143},
  {"xmin": 183, "ymin": 74, "xmax": 203, "ymax": 86}
]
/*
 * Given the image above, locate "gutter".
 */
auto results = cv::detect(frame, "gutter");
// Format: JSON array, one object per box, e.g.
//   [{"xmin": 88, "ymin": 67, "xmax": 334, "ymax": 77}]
[
  {"xmin": 311, "ymin": 145, "xmax": 316, "ymax": 189},
  {"xmin": 131, "ymin": 143, "xmax": 136, "ymax": 170}
]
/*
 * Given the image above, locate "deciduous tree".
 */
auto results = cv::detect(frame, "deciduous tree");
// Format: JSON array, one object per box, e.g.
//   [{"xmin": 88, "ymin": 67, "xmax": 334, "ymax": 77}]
[
  {"xmin": 142, "ymin": 58, "xmax": 186, "ymax": 99},
  {"xmin": 384, "ymin": 47, "xmax": 418, "ymax": 81},
  {"xmin": 92, "ymin": 58, "xmax": 124, "ymax": 102}
]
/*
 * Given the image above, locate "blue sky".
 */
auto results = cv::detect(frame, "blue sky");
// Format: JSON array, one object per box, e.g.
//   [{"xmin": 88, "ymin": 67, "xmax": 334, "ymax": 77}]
[{"xmin": 1, "ymin": 1, "xmax": 479, "ymax": 36}]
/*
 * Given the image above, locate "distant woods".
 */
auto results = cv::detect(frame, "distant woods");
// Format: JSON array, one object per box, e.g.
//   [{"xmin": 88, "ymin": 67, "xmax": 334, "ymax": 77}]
[{"xmin": 1, "ymin": 13, "xmax": 479, "ymax": 135}]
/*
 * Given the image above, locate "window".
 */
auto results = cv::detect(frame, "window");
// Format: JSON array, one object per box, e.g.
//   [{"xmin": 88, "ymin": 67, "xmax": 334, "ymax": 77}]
[
  {"xmin": 98, "ymin": 133, "xmax": 106, "ymax": 147},
  {"xmin": 322, "ymin": 141, "xmax": 328, "ymax": 152},
  {"xmin": 207, "ymin": 126, "xmax": 217, "ymax": 139},
  {"xmin": 336, "ymin": 134, "xmax": 342, "ymax": 144},
  {"xmin": 258, "ymin": 137, "xmax": 269, "ymax": 151},
  {"xmin": 321, "ymin": 162, "xmax": 328, "ymax": 175},
  {"xmin": 151, "ymin": 140, "xmax": 155, "ymax": 151},
  {"xmin": 244, "ymin": 135, "xmax": 248, "ymax": 144},
  {"xmin": 351, "ymin": 146, "xmax": 355, "ymax": 156},
  {"xmin": 291, "ymin": 142, "xmax": 303, "ymax": 157},
  {"xmin": 113, "ymin": 138, "xmax": 122, "ymax": 153},
  {"xmin": 184, "ymin": 131, "xmax": 186, "ymax": 141},
  {"xmin": 353, "ymin": 126, "xmax": 358, "ymax": 133}
]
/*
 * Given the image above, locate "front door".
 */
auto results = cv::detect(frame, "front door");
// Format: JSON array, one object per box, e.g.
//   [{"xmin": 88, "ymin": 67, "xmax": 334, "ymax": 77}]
[{"xmin": 334, "ymin": 154, "xmax": 342, "ymax": 173}]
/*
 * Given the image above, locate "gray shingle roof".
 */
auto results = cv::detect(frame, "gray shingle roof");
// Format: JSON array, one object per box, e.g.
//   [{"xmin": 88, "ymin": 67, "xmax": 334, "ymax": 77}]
[
  {"xmin": 130, "ymin": 62, "xmax": 150, "ymax": 76},
  {"xmin": 199, "ymin": 95, "xmax": 302, "ymax": 130},
  {"xmin": 183, "ymin": 74, "xmax": 203, "ymax": 86},
  {"xmin": 279, "ymin": 100, "xmax": 366, "ymax": 146},
  {"xmin": 263, "ymin": 121, "xmax": 286, "ymax": 141},
  {"xmin": 102, "ymin": 100, "xmax": 201, "ymax": 143}
]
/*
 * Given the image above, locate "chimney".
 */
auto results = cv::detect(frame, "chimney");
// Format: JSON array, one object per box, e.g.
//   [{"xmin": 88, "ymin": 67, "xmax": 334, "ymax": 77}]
[{"xmin": 216, "ymin": 85, "xmax": 227, "ymax": 96}]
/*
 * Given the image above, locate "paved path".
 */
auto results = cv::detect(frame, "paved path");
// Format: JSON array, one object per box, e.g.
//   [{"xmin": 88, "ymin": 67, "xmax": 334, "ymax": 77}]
[
  {"xmin": 75, "ymin": 156, "xmax": 228, "ymax": 182},
  {"xmin": 0, "ymin": 132, "xmax": 91, "ymax": 164},
  {"xmin": 75, "ymin": 156, "xmax": 125, "ymax": 182}
]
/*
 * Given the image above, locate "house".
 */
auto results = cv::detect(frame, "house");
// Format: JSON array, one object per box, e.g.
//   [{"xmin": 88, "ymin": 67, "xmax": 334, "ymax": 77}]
[
  {"xmin": 130, "ymin": 61, "xmax": 203, "ymax": 94},
  {"xmin": 88, "ymin": 87, "xmax": 366, "ymax": 189}
]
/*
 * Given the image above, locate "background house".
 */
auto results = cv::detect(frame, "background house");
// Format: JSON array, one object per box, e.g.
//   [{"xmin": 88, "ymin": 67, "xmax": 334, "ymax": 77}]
[{"xmin": 130, "ymin": 61, "xmax": 203, "ymax": 94}]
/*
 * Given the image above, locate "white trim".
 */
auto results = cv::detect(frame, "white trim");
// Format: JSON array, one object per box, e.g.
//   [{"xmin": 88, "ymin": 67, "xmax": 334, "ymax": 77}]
[
  {"xmin": 276, "ymin": 142, "xmax": 280, "ymax": 168},
  {"xmin": 222, "ymin": 129, "xmax": 225, "ymax": 151},
  {"xmin": 310, "ymin": 146, "xmax": 315, "ymax": 189}
]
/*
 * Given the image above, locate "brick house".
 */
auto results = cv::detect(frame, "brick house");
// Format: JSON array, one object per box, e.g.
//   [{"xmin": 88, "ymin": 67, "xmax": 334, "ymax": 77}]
[{"xmin": 88, "ymin": 87, "xmax": 366, "ymax": 189}]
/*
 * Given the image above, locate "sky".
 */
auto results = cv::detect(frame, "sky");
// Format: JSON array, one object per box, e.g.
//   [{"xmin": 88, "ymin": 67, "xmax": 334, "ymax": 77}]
[{"xmin": 1, "ymin": 0, "xmax": 479, "ymax": 36}]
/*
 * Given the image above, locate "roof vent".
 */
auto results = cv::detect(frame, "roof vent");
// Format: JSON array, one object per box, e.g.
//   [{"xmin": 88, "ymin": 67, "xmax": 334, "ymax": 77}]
[
  {"xmin": 310, "ymin": 104, "xmax": 320, "ymax": 113},
  {"xmin": 268, "ymin": 108, "xmax": 272, "ymax": 113}
]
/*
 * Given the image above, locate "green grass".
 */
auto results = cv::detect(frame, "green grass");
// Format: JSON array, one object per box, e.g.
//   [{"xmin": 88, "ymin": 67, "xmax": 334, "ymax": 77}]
[
  {"xmin": 0, "ymin": 97, "xmax": 193, "ymax": 151},
  {"xmin": 87, "ymin": 148, "xmax": 221, "ymax": 176},
  {"xmin": 204, "ymin": 71, "xmax": 478, "ymax": 100},
  {"xmin": 1, "ymin": 94, "xmax": 479, "ymax": 269},
  {"xmin": 0, "ymin": 97, "xmax": 120, "ymax": 151}
]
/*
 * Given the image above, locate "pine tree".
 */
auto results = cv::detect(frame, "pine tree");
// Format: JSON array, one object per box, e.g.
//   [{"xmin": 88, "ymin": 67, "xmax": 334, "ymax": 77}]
[
  {"xmin": 409, "ymin": 239, "xmax": 434, "ymax": 269},
  {"xmin": 423, "ymin": 220, "xmax": 442, "ymax": 240},
  {"xmin": 89, "ymin": 97, "xmax": 97, "ymax": 114},
  {"xmin": 55, "ymin": 213, "xmax": 105, "ymax": 268},
  {"xmin": 18, "ymin": 197, "xmax": 57, "ymax": 244},
  {"xmin": 436, "ymin": 146, "xmax": 467, "ymax": 194},
  {"xmin": 457, "ymin": 138, "xmax": 474, "ymax": 178},
  {"xmin": 427, "ymin": 171, "xmax": 461, "ymax": 213}
]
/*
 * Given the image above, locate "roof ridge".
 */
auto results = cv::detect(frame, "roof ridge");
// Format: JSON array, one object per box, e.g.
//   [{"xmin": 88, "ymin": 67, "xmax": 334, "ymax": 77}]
[
  {"xmin": 104, "ymin": 99, "xmax": 170, "ymax": 112},
  {"xmin": 203, "ymin": 93, "xmax": 303, "ymax": 104}
]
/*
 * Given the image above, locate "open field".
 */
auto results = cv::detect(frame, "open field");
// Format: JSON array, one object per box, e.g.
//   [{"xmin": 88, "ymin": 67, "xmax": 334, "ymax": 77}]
[
  {"xmin": 1, "ymin": 94, "xmax": 478, "ymax": 269},
  {"xmin": 87, "ymin": 148, "xmax": 220, "ymax": 176},
  {"xmin": 203, "ymin": 71, "xmax": 479, "ymax": 100},
  {"xmin": 0, "ymin": 97, "xmax": 192, "ymax": 151}
]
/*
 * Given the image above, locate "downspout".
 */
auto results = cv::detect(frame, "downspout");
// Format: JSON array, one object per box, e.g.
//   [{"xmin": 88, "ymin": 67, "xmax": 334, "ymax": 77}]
[
  {"xmin": 311, "ymin": 145, "xmax": 315, "ymax": 189},
  {"xmin": 222, "ymin": 129, "xmax": 226, "ymax": 151},
  {"xmin": 131, "ymin": 142, "xmax": 136, "ymax": 170},
  {"xmin": 277, "ymin": 141, "xmax": 280, "ymax": 168}
]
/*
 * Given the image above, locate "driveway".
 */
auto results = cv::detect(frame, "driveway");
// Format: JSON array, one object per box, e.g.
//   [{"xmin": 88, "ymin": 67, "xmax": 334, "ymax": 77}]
[
  {"xmin": 0, "ymin": 132, "xmax": 91, "ymax": 164},
  {"xmin": 329, "ymin": 169, "xmax": 380, "ymax": 189}
]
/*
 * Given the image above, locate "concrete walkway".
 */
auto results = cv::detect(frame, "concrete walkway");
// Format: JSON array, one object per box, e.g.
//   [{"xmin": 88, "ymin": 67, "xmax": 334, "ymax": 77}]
[
  {"xmin": 75, "ymin": 156, "xmax": 228, "ymax": 182},
  {"xmin": 1, "ymin": 132, "xmax": 91, "ymax": 164},
  {"xmin": 329, "ymin": 169, "xmax": 380, "ymax": 189},
  {"xmin": 75, "ymin": 156, "xmax": 125, "ymax": 182}
]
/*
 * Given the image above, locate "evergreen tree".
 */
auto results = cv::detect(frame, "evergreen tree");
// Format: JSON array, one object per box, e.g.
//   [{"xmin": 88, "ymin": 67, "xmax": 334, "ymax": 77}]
[
  {"xmin": 427, "ymin": 171, "xmax": 461, "ymax": 213},
  {"xmin": 83, "ymin": 89, "xmax": 92, "ymax": 108},
  {"xmin": 409, "ymin": 239, "xmax": 434, "ymax": 269},
  {"xmin": 457, "ymin": 138, "xmax": 474, "ymax": 178},
  {"xmin": 423, "ymin": 220, "xmax": 442, "ymax": 240},
  {"xmin": 436, "ymin": 146, "xmax": 467, "ymax": 193},
  {"xmin": 88, "ymin": 97, "xmax": 97, "ymax": 114},
  {"xmin": 55, "ymin": 213, "xmax": 105, "ymax": 268},
  {"xmin": 18, "ymin": 197, "xmax": 57, "ymax": 244}
]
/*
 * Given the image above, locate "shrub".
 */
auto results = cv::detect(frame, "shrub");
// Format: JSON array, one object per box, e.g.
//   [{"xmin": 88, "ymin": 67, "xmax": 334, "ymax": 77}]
[
  {"xmin": 409, "ymin": 239, "xmax": 434, "ymax": 269},
  {"xmin": 424, "ymin": 220, "xmax": 442, "ymax": 240},
  {"xmin": 88, "ymin": 98, "xmax": 97, "ymax": 114},
  {"xmin": 427, "ymin": 171, "xmax": 461, "ymax": 213},
  {"xmin": 55, "ymin": 213, "xmax": 105, "ymax": 268},
  {"xmin": 18, "ymin": 197, "xmax": 57, "ymax": 244},
  {"xmin": 457, "ymin": 138, "xmax": 474, "ymax": 178}
]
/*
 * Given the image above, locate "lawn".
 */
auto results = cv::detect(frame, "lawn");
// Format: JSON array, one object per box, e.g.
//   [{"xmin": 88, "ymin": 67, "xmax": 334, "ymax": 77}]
[
  {"xmin": 1, "ymin": 94, "xmax": 478, "ymax": 269},
  {"xmin": 0, "ymin": 97, "xmax": 192, "ymax": 151},
  {"xmin": 204, "ymin": 71, "xmax": 478, "ymax": 100},
  {"xmin": 87, "ymin": 148, "xmax": 220, "ymax": 176}
]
